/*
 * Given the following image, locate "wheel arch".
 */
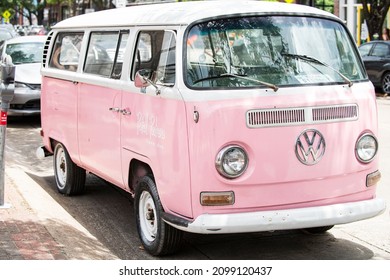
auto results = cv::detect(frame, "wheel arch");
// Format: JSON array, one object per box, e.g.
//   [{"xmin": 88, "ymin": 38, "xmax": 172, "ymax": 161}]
[
  {"xmin": 381, "ymin": 69, "xmax": 390, "ymax": 80},
  {"xmin": 48, "ymin": 138, "xmax": 58, "ymax": 153},
  {"xmin": 128, "ymin": 158, "xmax": 153, "ymax": 194}
]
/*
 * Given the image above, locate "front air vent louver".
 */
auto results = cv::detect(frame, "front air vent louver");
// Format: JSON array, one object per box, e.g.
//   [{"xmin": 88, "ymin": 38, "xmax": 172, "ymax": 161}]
[
  {"xmin": 42, "ymin": 31, "xmax": 54, "ymax": 68},
  {"xmin": 247, "ymin": 104, "xmax": 358, "ymax": 128},
  {"xmin": 247, "ymin": 108, "xmax": 306, "ymax": 127},
  {"xmin": 312, "ymin": 105, "xmax": 358, "ymax": 122}
]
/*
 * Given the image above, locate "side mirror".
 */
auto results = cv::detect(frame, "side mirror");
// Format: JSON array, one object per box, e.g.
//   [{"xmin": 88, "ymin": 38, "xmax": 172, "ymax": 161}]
[
  {"xmin": 134, "ymin": 69, "xmax": 152, "ymax": 88},
  {"xmin": 134, "ymin": 69, "xmax": 161, "ymax": 95}
]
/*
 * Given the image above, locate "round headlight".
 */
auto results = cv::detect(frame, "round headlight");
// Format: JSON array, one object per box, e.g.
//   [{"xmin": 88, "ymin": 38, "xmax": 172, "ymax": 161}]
[
  {"xmin": 355, "ymin": 133, "xmax": 378, "ymax": 163},
  {"xmin": 216, "ymin": 145, "xmax": 248, "ymax": 178}
]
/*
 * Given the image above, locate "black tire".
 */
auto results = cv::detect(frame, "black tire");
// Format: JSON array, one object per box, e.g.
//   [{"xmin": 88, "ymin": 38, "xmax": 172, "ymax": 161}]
[
  {"xmin": 301, "ymin": 225, "xmax": 334, "ymax": 234},
  {"xmin": 381, "ymin": 72, "xmax": 390, "ymax": 94},
  {"xmin": 134, "ymin": 175, "xmax": 183, "ymax": 256},
  {"xmin": 53, "ymin": 142, "xmax": 86, "ymax": 196}
]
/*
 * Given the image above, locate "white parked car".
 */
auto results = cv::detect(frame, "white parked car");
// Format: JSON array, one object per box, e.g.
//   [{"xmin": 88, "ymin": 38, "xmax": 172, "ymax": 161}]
[{"xmin": 0, "ymin": 35, "xmax": 46, "ymax": 115}]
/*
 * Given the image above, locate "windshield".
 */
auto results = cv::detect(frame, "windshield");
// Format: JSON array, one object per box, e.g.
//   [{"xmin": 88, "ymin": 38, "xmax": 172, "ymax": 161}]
[
  {"xmin": 185, "ymin": 16, "xmax": 365, "ymax": 89},
  {"xmin": 6, "ymin": 42, "xmax": 44, "ymax": 64}
]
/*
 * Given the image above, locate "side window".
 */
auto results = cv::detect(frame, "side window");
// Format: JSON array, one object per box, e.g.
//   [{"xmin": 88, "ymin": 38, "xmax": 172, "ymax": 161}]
[
  {"xmin": 156, "ymin": 31, "xmax": 176, "ymax": 85},
  {"xmin": 358, "ymin": 44, "xmax": 372, "ymax": 57},
  {"xmin": 137, "ymin": 33, "xmax": 152, "ymax": 62},
  {"xmin": 371, "ymin": 43, "xmax": 390, "ymax": 58},
  {"xmin": 132, "ymin": 30, "xmax": 176, "ymax": 85},
  {"xmin": 84, "ymin": 31, "xmax": 129, "ymax": 78},
  {"xmin": 49, "ymin": 32, "xmax": 84, "ymax": 71}
]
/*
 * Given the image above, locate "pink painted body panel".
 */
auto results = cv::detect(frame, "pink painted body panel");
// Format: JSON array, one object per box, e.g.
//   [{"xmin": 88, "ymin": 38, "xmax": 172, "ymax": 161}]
[
  {"xmin": 77, "ymin": 82, "xmax": 123, "ymax": 187},
  {"xmin": 41, "ymin": 76, "xmax": 80, "ymax": 164},
  {"xmin": 120, "ymin": 87, "xmax": 193, "ymax": 218}
]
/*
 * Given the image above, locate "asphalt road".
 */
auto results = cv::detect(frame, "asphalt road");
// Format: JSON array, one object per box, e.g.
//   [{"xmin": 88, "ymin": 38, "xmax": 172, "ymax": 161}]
[{"xmin": 4, "ymin": 98, "xmax": 390, "ymax": 260}]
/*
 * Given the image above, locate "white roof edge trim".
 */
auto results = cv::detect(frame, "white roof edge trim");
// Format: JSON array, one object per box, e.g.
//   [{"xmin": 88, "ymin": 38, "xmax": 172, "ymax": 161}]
[{"xmin": 52, "ymin": 1, "xmax": 339, "ymax": 30}]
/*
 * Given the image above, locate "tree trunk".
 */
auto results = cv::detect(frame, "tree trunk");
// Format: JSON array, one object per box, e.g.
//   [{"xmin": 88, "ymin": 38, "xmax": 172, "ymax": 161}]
[{"xmin": 361, "ymin": 0, "xmax": 390, "ymax": 40}]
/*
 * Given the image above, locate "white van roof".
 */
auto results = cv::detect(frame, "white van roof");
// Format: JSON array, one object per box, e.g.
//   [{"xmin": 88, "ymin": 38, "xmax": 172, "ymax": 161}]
[{"xmin": 53, "ymin": 0, "xmax": 338, "ymax": 29}]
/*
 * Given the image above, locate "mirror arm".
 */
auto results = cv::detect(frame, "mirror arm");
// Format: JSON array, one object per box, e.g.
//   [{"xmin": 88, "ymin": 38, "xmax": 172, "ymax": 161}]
[
  {"xmin": 143, "ymin": 76, "xmax": 161, "ymax": 95},
  {"xmin": 135, "ymin": 70, "xmax": 161, "ymax": 95}
]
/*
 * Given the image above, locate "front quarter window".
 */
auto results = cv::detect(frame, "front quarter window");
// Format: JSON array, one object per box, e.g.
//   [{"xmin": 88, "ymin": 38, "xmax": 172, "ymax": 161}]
[
  {"xmin": 132, "ymin": 30, "xmax": 176, "ymax": 86},
  {"xmin": 185, "ymin": 16, "xmax": 365, "ymax": 89}
]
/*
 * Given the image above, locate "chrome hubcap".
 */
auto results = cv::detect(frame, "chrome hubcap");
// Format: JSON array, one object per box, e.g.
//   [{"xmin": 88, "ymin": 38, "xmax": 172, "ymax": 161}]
[{"xmin": 55, "ymin": 147, "xmax": 67, "ymax": 189}]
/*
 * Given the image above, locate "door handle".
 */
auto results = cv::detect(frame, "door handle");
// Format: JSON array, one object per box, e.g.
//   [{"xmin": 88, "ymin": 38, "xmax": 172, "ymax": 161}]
[
  {"xmin": 121, "ymin": 109, "xmax": 131, "ymax": 115},
  {"xmin": 109, "ymin": 107, "xmax": 121, "ymax": 112}
]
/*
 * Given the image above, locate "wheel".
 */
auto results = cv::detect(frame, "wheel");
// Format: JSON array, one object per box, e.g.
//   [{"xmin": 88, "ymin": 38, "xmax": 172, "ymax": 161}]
[
  {"xmin": 135, "ymin": 175, "xmax": 183, "ymax": 256},
  {"xmin": 381, "ymin": 72, "xmax": 390, "ymax": 94},
  {"xmin": 53, "ymin": 142, "xmax": 86, "ymax": 195},
  {"xmin": 301, "ymin": 225, "xmax": 334, "ymax": 234}
]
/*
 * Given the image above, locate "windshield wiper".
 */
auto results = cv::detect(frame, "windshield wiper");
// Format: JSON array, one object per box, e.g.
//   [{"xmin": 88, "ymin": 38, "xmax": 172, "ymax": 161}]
[
  {"xmin": 193, "ymin": 73, "xmax": 279, "ymax": 92},
  {"xmin": 281, "ymin": 53, "xmax": 353, "ymax": 87}
]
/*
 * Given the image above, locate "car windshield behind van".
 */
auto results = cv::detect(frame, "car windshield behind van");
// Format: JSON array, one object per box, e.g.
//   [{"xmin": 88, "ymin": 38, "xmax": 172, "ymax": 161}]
[
  {"xmin": 6, "ymin": 42, "xmax": 44, "ymax": 64},
  {"xmin": 186, "ymin": 16, "xmax": 365, "ymax": 89}
]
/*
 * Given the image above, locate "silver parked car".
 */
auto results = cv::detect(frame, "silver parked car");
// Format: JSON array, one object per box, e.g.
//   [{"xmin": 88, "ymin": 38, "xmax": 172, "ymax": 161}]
[{"xmin": 0, "ymin": 35, "xmax": 46, "ymax": 115}]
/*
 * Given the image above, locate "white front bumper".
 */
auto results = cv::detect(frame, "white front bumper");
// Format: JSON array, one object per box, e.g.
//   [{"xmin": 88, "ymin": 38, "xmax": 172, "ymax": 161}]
[{"xmin": 166, "ymin": 198, "xmax": 386, "ymax": 234}]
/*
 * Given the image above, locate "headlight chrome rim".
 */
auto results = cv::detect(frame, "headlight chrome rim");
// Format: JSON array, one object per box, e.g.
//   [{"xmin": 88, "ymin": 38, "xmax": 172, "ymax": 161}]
[
  {"xmin": 355, "ymin": 133, "xmax": 378, "ymax": 163},
  {"xmin": 215, "ymin": 145, "xmax": 248, "ymax": 179}
]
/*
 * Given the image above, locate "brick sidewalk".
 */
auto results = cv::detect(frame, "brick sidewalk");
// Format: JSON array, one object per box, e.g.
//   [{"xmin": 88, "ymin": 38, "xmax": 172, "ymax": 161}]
[
  {"xmin": 0, "ymin": 174, "xmax": 67, "ymax": 260},
  {"xmin": 1, "ymin": 168, "xmax": 119, "ymax": 260}
]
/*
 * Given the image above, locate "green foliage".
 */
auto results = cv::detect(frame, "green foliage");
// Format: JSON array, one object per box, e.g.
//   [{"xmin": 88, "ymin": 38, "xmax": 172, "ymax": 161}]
[
  {"xmin": 0, "ymin": 0, "xmax": 13, "ymax": 13},
  {"xmin": 1, "ymin": 0, "xmax": 39, "ymax": 20},
  {"xmin": 315, "ymin": 0, "xmax": 334, "ymax": 14}
]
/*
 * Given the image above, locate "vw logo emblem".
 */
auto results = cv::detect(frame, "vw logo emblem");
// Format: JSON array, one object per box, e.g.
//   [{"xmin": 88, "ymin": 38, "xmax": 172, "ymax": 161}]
[{"xmin": 295, "ymin": 129, "xmax": 326, "ymax": 165}]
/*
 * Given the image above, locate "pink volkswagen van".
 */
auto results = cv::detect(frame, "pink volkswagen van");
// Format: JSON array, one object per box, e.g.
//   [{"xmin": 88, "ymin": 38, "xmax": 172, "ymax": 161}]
[{"xmin": 38, "ymin": 1, "xmax": 386, "ymax": 255}]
